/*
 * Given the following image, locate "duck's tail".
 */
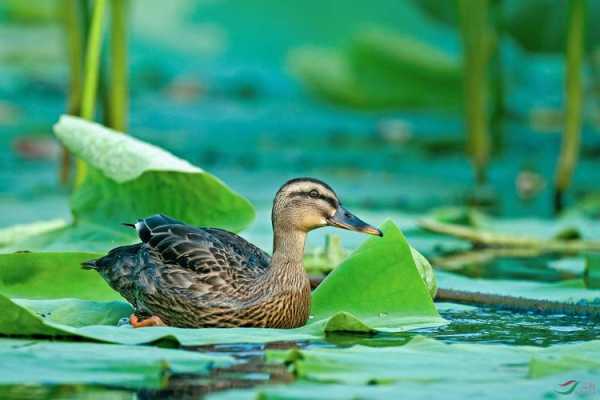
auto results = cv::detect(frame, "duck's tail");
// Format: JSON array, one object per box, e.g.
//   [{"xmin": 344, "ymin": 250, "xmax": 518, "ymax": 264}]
[{"xmin": 81, "ymin": 259, "xmax": 98, "ymax": 270}]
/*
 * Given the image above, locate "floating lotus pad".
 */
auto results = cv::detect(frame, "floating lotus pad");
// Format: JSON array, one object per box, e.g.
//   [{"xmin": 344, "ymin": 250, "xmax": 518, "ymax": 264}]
[
  {"xmin": 0, "ymin": 338, "xmax": 235, "ymax": 389},
  {"xmin": 0, "ymin": 221, "xmax": 445, "ymax": 345},
  {"xmin": 207, "ymin": 337, "xmax": 600, "ymax": 399}
]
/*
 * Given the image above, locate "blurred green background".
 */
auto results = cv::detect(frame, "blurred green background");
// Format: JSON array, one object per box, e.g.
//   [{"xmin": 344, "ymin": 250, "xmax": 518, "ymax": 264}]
[
  {"xmin": 1, "ymin": 3, "xmax": 600, "ymax": 398},
  {"xmin": 1, "ymin": 0, "xmax": 599, "ymax": 251}
]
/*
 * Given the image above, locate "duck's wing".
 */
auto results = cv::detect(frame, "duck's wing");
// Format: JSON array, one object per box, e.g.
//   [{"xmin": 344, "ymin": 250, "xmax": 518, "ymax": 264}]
[{"xmin": 134, "ymin": 214, "xmax": 271, "ymax": 275}]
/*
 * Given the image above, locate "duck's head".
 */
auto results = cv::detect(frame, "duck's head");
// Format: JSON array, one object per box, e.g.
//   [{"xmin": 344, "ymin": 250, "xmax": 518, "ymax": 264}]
[{"xmin": 272, "ymin": 177, "xmax": 382, "ymax": 237}]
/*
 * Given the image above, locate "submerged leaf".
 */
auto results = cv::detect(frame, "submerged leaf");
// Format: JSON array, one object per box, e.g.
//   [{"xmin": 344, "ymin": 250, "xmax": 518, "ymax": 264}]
[
  {"xmin": 0, "ymin": 338, "xmax": 234, "ymax": 389},
  {"xmin": 207, "ymin": 377, "xmax": 599, "ymax": 400},
  {"xmin": 214, "ymin": 338, "xmax": 600, "ymax": 400},
  {"xmin": 14, "ymin": 298, "xmax": 132, "ymax": 327},
  {"xmin": 264, "ymin": 335, "xmax": 600, "ymax": 384}
]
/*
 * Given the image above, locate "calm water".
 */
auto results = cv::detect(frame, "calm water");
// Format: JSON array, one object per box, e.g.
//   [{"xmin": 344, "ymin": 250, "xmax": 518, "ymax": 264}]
[{"xmin": 1, "ymin": 300, "xmax": 598, "ymax": 400}]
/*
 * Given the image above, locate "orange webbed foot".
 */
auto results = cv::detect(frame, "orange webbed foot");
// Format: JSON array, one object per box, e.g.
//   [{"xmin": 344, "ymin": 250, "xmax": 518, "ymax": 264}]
[{"xmin": 129, "ymin": 314, "xmax": 166, "ymax": 328}]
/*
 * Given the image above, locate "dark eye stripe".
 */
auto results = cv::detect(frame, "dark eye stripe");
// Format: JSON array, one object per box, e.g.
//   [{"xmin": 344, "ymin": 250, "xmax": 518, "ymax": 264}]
[
  {"xmin": 288, "ymin": 191, "xmax": 306, "ymax": 199},
  {"xmin": 317, "ymin": 194, "xmax": 338, "ymax": 209},
  {"xmin": 287, "ymin": 191, "xmax": 338, "ymax": 209}
]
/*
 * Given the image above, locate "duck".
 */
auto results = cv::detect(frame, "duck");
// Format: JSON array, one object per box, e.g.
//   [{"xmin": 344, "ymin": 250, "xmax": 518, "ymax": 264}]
[{"xmin": 82, "ymin": 177, "xmax": 382, "ymax": 329}]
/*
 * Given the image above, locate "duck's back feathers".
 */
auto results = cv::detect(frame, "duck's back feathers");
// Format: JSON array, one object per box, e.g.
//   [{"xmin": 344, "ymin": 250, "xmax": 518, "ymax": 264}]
[{"xmin": 132, "ymin": 214, "xmax": 271, "ymax": 274}]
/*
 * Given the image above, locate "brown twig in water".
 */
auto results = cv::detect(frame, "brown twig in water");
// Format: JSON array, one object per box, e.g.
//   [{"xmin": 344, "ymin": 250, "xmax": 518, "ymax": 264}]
[
  {"xmin": 419, "ymin": 218, "xmax": 600, "ymax": 253},
  {"xmin": 436, "ymin": 288, "xmax": 600, "ymax": 319},
  {"xmin": 430, "ymin": 248, "xmax": 544, "ymax": 271}
]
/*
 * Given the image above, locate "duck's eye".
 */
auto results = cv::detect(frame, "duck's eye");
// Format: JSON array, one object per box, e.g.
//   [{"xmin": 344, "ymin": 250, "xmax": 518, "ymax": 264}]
[{"xmin": 309, "ymin": 190, "xmax": 319, "ymax": 198}]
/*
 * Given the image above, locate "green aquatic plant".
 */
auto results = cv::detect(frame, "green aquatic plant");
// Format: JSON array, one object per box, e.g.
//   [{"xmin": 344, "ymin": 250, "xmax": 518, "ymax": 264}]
[
  {"xmin": 266, "ymin": 336, "xmax": 600, "ymax": 384},
  {"xmin": 1, "ymin": 116, "xmax": 255, "ymax": 253},
  {"xmin": 61, "ymin": 0, "xmax": 130, "ymax": 183},
  {"xmin": 0, "ymin": 339, "xmax": 234, "ymax": 389},
  {"xmin": 208, "ymin": 336, "xmax": 600, "ymax": 399},
  {"xmin": 585, "ymin": 253, "xmax": 600, "ymax": 288},
  {"xmin": 554, "ymin": 0, "xmax": 586, "ymax": 212},
  {"xmin": 107, "ymin": 0, "xmax": 128, "ymax": 131},
  {"xmin": 489, "ymin": 0, "xmax": 506, "ymax": 152},
  {"xmin": 60, "ymin": 0, "xmax": 86, "ymax": 184},
  {"xmin": 80, "ymin": 0, "xmax": 106, "ymax": 121},
  {"xmin": 458, "ymin": 0, "xmax": 493, "ymax": 185},
  {"xmin": 76, "ymin": 0, "xmax": 106, "ymax": 186},
  {"xmin": 288, "ymin": 27, "xmax": 462, "ymax": 110}
]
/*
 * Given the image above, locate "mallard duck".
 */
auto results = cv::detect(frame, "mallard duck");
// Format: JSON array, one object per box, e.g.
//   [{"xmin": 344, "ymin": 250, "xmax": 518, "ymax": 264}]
[{"xmin": 83, "ymin": 178, "xmax": 382, "ymax": 329}]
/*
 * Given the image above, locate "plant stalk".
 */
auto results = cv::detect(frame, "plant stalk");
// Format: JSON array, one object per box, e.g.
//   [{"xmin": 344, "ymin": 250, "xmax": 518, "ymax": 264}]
[
  {"xmin": 76, "ymin": 0, "xmax": 107, "ymax": 185},
  {"xmin": 435, "ymin": 288, "xmax": 600, "ymax": 319},
  {"xmin": 489, "ymin": 0, "xmax": 505, "ymax": 153},
  {"xmin": 458, "ymin": 0, "xmax": 492, "ymax": 184},
  {"xmin": 554, "ymin": 0, "xmax": 586, "ymax": 213},
  {"xmin": 60, "ymin": 0, "xmax": 85, "ymax": 184},
  {"xmin": 107, "ymin": 0, "xmax": 128, "ymax": 131}
]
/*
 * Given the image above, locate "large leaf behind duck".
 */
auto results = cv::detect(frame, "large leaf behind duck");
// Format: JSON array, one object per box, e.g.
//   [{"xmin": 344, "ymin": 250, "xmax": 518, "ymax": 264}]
[{"xmin": 1, "ymin": 115, "xmax": 255, "ymax": 253}]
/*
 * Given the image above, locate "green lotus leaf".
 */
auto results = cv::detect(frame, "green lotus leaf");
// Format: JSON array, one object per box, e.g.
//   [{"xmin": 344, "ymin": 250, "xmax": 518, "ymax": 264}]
[
  {"xmin": 288, "ymin": 27, "xmax": 461, "ymax": 110},
  {"xmin": 2, "ymin": 115, "xmax": 255, "ymax": 254},
  {"xmin": 271, "ymin": 336, "xmax": 595, "ymax": 382},
  {"xmin": 0, "ymin": 252, "xmax": 117, "ymax": 300},
  {"xmin": 0, "ymin": 338, "xmax": 234, "ymax": 389},
  {"xmin": 0, "ymin": 221, "xmax": 444, "ymax": 345},
  {"xmin": 210, "ymin": 336, "xmax": 600, "ymax": 400}
]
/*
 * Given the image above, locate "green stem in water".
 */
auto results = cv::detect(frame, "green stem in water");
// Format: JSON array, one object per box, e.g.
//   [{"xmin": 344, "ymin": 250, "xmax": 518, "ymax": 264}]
[
  {"xmin": 63, "ymin": 1, "xmax": 85, "ymax": 117},
  {"xmin": 489, "ymin": 0, "xmax": 505, "ymax": 153},
  {"xmin": 76, "ymin": 0, "xmax": 107, "ymax": 185},
  {"xmin": 60, "ymin": 0, "xmax": 85, "ymax": 184},
  {"xmin": 458, "ymin": 0, "xmax": 492, "ymax": 185},
  {"xmin": 554, "ymin": 0, "xmax": 586, "ymax": 213},
  {"xmin": 108, "ymin": 0, "xmax": 128, "ymax": 131},
  {"xmin": 80, "ymin": 0, "xmax": 106, "ymax": 119}
]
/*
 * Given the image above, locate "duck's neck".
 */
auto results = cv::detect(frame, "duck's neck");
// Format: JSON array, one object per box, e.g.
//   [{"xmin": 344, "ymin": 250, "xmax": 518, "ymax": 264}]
[{"xmin": 270, "ymin": 226, "xmax": 307, "ymax": 280}]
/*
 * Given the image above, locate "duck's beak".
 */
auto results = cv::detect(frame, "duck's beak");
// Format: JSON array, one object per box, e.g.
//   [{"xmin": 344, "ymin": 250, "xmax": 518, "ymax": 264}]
[{"xmin": 326, "ymin": 206, "xmax": 383, "ymax": 237}]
